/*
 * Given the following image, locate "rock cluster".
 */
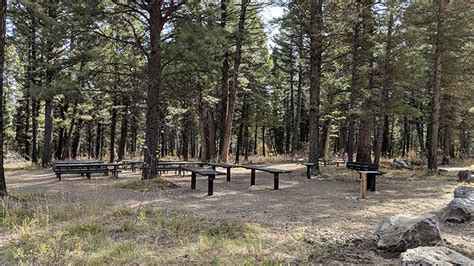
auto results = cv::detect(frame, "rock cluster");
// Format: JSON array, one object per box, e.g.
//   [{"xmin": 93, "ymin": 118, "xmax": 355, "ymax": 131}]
[{"xmin": 375, "ymin": 186, "xmax": 473, "ymax": 263}]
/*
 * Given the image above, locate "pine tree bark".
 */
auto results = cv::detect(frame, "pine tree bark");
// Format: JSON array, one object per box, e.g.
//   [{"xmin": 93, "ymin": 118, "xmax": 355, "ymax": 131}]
[
  {"xmin": 117, "ymin": 105, "xmax": 128, "ymax": 161},
  {"xmin": 427, "ymin": 0, "xmax": 448, "ymax": 170},
  {"xmin": 374, "ymin": 6, "xmax": 393, "ymax": 166},
  {"xmin": 0, "ymin": 0, "xmax": 7, "ymax": 196},
  {"xmin": 308, "ymin": 0, "xmax": 323, "ymax": 173},
  {"xmin": 219, "ymin": 0, "xmax": 249, "ymax": 162},
  {"xmin": 109, "ymin": 100, "xmax": 117, "ymax": 163},
  {"xmin": 347, "ymin": 1, "xmax": 362, "ymax": 163},
  {"xmin": 42, "ymin": 98, "xmax": 54, "ymax": 167},
  {"xmin": 292, "ymin": 29, "xmax": 304, "ymax": 155},
  {"xmin": 219, "ymin": 0, "xmax": 229, "ymax": 155}
]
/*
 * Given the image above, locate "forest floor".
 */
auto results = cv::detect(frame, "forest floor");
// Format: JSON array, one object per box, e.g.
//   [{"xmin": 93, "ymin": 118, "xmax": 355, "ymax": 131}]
[{"xmin": 1, "ymin": 161, "xmax": 473, "ymax": 264}]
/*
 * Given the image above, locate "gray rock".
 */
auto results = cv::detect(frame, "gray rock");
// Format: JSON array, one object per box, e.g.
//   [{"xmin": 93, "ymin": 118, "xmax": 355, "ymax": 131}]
[
  {"xmin": 401, "ymin": 246, "xmax": 473, "ymax": 266},
  {"xmin": 392, "ymin": 159, "xmax": 414, "ymax": 170},
  {"xmin": 375, "ymin": 214, "xmax": 441, "ymax": 252},
  {"xmin": 441, "ymin": 198, "xmax": 474, "ymax": 223},
  {"xmin": 454, "ymin": 186, "xmax": 474, "ymax": 199},
  {"xmin": 457, "ymin": 170, "xmax": 473, "ymax": 182}
]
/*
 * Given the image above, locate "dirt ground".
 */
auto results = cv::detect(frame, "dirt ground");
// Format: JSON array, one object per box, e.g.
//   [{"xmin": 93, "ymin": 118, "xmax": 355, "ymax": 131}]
[{"xmin": 5, "ymin": 163, "xmax": 474, "ymax": 263}]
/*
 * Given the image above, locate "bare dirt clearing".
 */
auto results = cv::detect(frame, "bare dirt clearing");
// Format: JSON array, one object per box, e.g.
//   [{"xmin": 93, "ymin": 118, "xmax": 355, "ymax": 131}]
[{"xmin": 4, "ymin": 163, "xmax": 473, "ymax": 263}]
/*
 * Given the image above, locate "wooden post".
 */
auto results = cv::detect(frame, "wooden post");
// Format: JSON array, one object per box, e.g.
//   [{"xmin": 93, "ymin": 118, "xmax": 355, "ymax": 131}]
[
  {"xmin": 307, "ymin": 165, "xmax": 311, "ymax": 179},
  {"xmin": 274, "ymin": 173, "xmax": 279, "ymax": 190},
  {"xmin": 360, "ymin": 172, "xmax": 367, "ymax": 199},
  {"xmin": 212, "ymin": 165, "xmax": 216, "ymax": 170},
  {"xmin": 226, "ymin": 168, "xmax": 231, "ymax": 181},
  {"xmin": 208, "ymin": 174, "xmax": 214, "ymax": 196},
  {"xmin": 251, "ymin": 169, "xmax": 256, "ymax": 185},
  {"xmin": 191, "ymin": 172, "xmax": 196, "ymax": 189}
]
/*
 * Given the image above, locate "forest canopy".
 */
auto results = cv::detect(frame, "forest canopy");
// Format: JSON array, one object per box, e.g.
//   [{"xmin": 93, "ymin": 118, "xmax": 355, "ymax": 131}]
[{"xmin": 0, "ymin": 0, "xmax": 473, "ymax": 182}]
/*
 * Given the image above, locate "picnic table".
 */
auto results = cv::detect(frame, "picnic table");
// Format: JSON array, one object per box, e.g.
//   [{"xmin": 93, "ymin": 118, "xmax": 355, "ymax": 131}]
[
  {"xmin": 181, "ymin": 166, "xmax": 225, "ymax": 196},
  {"xmin": 206, "ymin": 162, "xmax": 235, "ymax": 181},
  {"xmin": 240, "ymin": 165, "xmax": 292, "ymax": 190},
  {"xmin": 52, "ymin": 160, "xmax": 102, "ymax": 165},
  {"xmin": 346, "ymin": 162, "xmax": 384, "ymax": 198},
  {"xmin": 53, "ymin": 163, "xmax": 121, "ymax": 181},
  {"xmin": 121, "ymin": 160, "xmax": 143, "ymax": 172}
]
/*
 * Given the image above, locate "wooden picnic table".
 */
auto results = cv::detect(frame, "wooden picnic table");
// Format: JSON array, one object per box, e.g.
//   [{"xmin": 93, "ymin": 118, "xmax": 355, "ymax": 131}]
[
  {"xmin": 181, "ymin": 166, "xmax": 225, "ymax": 196},
  {"xmin": 52, "ymin": 160, "xmax": 102, "ymax": 165},
  {"xmin": 206, "ymin": 162, "xmax": 235, "ymax": 181},
  {"xmin": 121, "ymin": 160, "xmax": 143, "ymax": 172},
  {"xmin": 53, "ymin": 163, "xmax": 121, "ymax": 181},
  {"xmin": 240, "ymin": 165, "xmax": 292, "ymax": 190}
]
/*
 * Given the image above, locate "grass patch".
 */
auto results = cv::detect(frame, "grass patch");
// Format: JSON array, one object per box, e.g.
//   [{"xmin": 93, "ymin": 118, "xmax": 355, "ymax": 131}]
[
  {"xmin": 0, "ymin": 192, "xmax": 301, "ymax": 264},
  {"xmin": 4, "ymin": 162, "xmax": 41, "ymax": 171},
  {"xmin": 114, "ymin": 178, "xmax": 178, "ymax": 191}
]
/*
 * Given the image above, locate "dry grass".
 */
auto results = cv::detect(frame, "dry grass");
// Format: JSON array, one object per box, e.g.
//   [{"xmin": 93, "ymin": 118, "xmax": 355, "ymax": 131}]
[
  {"xmin": 4, "ymin": 162, "xmax": 40, "ymax": 171},
  {"xmin": 0, "ymin": 192, "xmax": 318, "ymax": 264}
]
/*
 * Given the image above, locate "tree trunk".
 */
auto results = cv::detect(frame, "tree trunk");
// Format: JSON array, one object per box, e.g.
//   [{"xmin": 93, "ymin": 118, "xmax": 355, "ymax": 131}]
[
  {"xmin": 308, "ymin": 0, "xmax": 323, "ymax": 174},
  {"xmin": 427, "ymin": 0, "xmax": 447, "ymax": 170},
  {"xmin": 0, "ymin": 0, "xmax": 6, "ymax": 196},
  {"xmin": 117, "ymin": 105, "xmax": 128, "ymax": 161},
  {"xmin": 31, "ymin": 99, "xmax": 39, "ymax": 163},
  {"xmin": 347, "ymin": 1, "xmax": 362, "ymax": 163},
  {"xmin": 374, "ymin": 6, "xmax": 393, "ymax": 166},
  {"xmin": 235, "ymin": 98, "xmax": 248, "ymax": 164},
  {"xmin": 292, "ymin": 29, "xmax": 304, "ymax": 155},
  {"xmin": 218, "ymin": 0, "xmax": 229, "ymax": 156},
  {"xmin": 109, "ymin": 101, "xmax": 117, "ymax": 163},
  {"xmin": 42, "ymin": 99, "xmax": 54, "ymax": 167},
  {"xmin": 262, "ymin": 126, "xmax": 266, "ymax": 157},
  {"xmin": 219, "ymin": 0, "xmax": 249, "ymax": 162},
  {"xmin": 71, "ymin": 119, "xmax": 82, "ymax": 159},
  {"xmin": 253, "ymin": 126, "xmax": 258, "ymax": 155}
]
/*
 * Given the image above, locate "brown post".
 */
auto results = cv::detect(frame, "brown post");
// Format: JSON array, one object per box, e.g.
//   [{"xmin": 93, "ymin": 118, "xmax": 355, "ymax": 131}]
[
  {"xmin": 360, "ymin": 172, "xmax": 367, "ymax": 199},
  {"xmin": 251, "ymin": 169, "xmax": 255, "ymax": 185},
  {"xmin": 274, "ymin": 173, "xmax": 279, "ymax": 190}
]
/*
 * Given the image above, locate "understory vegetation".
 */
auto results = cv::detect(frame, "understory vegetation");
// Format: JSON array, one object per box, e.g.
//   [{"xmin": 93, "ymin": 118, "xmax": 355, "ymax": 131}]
[{"xmin": 0, "ymin": 192, "xmax": 341, "ymax": 264}]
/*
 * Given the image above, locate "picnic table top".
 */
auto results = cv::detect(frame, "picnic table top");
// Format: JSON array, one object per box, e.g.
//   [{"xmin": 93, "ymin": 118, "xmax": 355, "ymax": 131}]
[
  {"xmin": 54, "ymin": 163, "xmax": 120, "ymax": 168},
  {"xmin": 206, "ymin": 162, "xmax": 235, "ymax": 168},
  {"xmin": 240, "ymin": 164, "xmax": 292, "ymax": 174},
  {"xmin": 52, "ymin": 160, "xmax": 103, "ymax": 165},
  {"xmin": 156, "ymin": 161, "xmax": 205, "ymax": 165},
  {"xmin": 181, "ymin": 166, "xmax": 225, "ymax": 176},
  {"xmin": 357, "ymin": 170, "xmax": 383, "ymax": 174}
]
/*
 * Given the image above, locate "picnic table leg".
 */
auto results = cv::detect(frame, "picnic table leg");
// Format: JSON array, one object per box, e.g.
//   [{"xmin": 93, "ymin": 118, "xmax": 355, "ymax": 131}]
[
  {"xmin": 251, "ymin": 169, "xmax": 256, "ymax": 186},
  {"xmin": 57, "ymin": 173, "xmax": 61, "ymax": 181},
  {"xmin": 226, "ymin": 168, "xmax": 231, "ymax": 182},
  {"xmin": 370, "ymin": 174, "xmax": 376, "ymax": 191},
  {"xmin": 191, "ymin": 172, "xmax": 196, "ymax": 189},
  {"xmin": 212, "ymin": 165, "xmax": 216, "ymax": 170},
  {"xmin": 360, "ymin": 173, "xmax": 367, "ymax": 199},
  {"xmin": 306, "ymin": 165, "xmax": 311, "ymax": 179},
  {"xmin": 86, "ymin": 173, "xmax": 91, "ymax": 180},
  {"xmin": 208, "ymin": 174, "xmax": 214, "ymax": 196},
  {"xmin": 274, "ymin": 173, "xmax": 279, "ymax": 190}
]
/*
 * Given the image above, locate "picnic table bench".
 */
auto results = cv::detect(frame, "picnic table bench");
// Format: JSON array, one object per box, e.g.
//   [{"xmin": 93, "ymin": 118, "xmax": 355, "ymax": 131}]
[
  {"xmin": 53, "ymin": 163, "xmax": 121, "ymax": 181},
  {"xmin": 52, "ymin": 160, "xmax": 103, "ymax": 165},
  {"xmin": 346, "ymin": 162, "xmax": 384, "ymax": 198},
  {"xmin": 206, "ymin": 162, "xmax": 235, "ymax": 181},
  {"xmin": 181, "ymin": 166, "xmax": 225, "ymax": 196},
  {"xmin": 240, "ymin": 165, "xmax": 292, "ymax": 190}
]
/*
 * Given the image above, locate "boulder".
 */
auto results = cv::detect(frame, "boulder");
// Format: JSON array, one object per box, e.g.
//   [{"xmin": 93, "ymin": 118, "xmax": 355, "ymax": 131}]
[
  {"xmin": 400, "ymin": 246, "xmax": 473, "ymax": 265},
  {"xmin": 454, "ymin": 186, "xmax": 474, "ymax": 199},
  {"xmin": 441, "ymin": 198, "xmax": 473, "ymax": 223},
  {"xmin": 392, "ymin": 159, "xmax": 414, "ymax": 170},
  {"xmin": 375, "ymin": 214, "xmax": 441, "ymax": 252},
  {"xmin": 457, "ymin": 170, "xmax": 472, "ymax": 182}
]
